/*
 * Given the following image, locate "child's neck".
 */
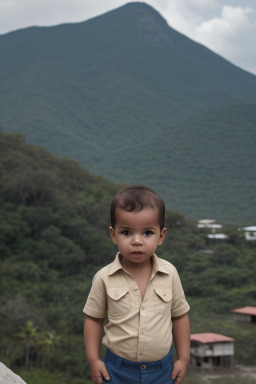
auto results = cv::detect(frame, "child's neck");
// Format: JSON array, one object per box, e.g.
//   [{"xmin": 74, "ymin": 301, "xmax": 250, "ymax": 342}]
[{"xmin": 121, "ymin": 257, "xmax": 153, "ymax": 301}]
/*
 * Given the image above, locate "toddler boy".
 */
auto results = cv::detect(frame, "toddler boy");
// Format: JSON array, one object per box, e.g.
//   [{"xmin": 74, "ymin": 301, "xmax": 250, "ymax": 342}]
[{"xmin": 83, "ymin": 185, "xmax": 190, "ymax": 384}]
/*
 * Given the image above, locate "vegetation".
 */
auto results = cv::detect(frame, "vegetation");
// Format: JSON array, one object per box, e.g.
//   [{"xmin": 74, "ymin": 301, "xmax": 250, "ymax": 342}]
[
  {"xmin": 0, "ymin": 3, "xmax": 256, "ymax": 223},
  {"xmin": 0, "ymin": 130, "xmax": 255, "ymax": 383}
]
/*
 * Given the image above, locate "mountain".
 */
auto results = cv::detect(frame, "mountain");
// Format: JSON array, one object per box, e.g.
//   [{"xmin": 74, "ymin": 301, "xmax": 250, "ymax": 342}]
[{"xmin": 0, "ymin": 2, "xmax": 256, "ymax": 223}]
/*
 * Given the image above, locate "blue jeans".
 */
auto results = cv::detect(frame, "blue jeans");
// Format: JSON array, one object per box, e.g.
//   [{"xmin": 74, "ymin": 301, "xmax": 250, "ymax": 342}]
[{"xmin": 103, "ymin": 347, "xmax": 174, "ymax": 384}]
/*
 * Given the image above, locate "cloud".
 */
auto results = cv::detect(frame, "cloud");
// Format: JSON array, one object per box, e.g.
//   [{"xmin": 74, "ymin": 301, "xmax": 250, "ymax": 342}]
[
  {"xmin": 194, "ymin": 6, "xmax": 256, "ymax": 72},
  {"xmin": 154, "ymin": 1, "xmax": 256, "ymax": 74},
  {"xmin": 149, "ymin": 0, "xmax": 218, "ymax": 37},
  {"xmin": 196, "ymin": 6, "xmax": 254, "ymax": 45},
  {"xmin": 189, "ymin": 0, "xmax": 216, "ymax": 7}
]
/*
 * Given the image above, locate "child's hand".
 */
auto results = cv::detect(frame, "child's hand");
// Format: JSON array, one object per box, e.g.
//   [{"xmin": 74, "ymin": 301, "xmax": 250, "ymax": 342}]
[
  {"xmin": 89, "ymin": 359, "xmax": 110, "ymax": 384},
  {"xmin": 171, "ymin": 359, "xmax": 188, "ymax": 384}
]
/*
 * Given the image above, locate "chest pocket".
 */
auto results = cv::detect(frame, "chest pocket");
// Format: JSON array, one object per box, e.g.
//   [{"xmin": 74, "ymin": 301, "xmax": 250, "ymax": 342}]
[
  {"xmin": 107, "ymin": 288, "xmax": 130, "ymax": 317},
  {"xmin": 154, "ymin": 287, "xmax": 172, "ymax": 313}
]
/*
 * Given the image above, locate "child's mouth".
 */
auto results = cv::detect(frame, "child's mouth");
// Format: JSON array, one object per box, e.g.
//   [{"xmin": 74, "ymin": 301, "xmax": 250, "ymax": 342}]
[{"xmin": 132, "ymin": 251, "xmax": 143, "ymax": 256}]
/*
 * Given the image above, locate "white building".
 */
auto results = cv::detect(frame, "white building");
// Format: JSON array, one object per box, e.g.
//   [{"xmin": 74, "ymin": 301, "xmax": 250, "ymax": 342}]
[
  {"xmin": 197, "ymin": 219, "xmax": 228, "ymax": 240},
  {"xmin": 190, "ymin": 333, "xmax": 235, "ymax": 369},
  {"xmin": 207, "ymin": 233, "xmax": 228, "ymax": 240},
  {"xmin": 242, "ymin": 226, "xmax": 256, "ymax": 241},
  {"xmin": 197, "ymin": 219, "xmax": 223, "ymax": 231}
]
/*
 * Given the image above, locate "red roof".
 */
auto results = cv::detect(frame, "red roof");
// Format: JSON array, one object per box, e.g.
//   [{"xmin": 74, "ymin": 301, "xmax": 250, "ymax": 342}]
[
  {"xmin": 191, "ymin": 333, "xmax": 235, "ymax": 344},
  {"xmin": 230, "ymin": 306, "xmax": 256, "ymax": 316}
]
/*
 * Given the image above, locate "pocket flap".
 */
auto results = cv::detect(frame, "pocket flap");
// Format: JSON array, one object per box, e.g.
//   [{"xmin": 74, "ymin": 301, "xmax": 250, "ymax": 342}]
[
  {"xmin": 154, "ymin": 288, "xmax": 172, "ymax": 302},
  {"xmin": 107, "ymin": 288, "xmax": 129, "ymax": 301}
]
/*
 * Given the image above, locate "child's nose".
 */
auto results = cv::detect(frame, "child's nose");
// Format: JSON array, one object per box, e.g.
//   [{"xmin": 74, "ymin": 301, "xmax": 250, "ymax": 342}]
[{"xmin": 132, "ymin": 234, "xmax": 143, "ymax": 245}]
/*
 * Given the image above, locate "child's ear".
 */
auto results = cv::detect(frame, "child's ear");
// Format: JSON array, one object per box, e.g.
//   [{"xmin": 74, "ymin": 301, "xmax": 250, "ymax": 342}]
[
  {"xmin": 109, "ymin": 227, "xmax": 117, "ymax": 244},
  {"xmin": 158, "ymin": 228, "xmax": 167, "ymax": 246}
]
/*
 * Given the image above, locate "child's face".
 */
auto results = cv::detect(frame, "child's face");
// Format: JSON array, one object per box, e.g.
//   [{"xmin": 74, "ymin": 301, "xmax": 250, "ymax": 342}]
[{"xmin": 109, "ymin": 207, "xmax": 166, "ymax": 267}]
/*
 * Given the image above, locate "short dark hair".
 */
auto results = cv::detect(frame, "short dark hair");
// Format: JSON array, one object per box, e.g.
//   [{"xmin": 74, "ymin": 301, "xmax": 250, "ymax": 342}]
[{"xmin": 110, "ymin": 185, "xmax": 165, "ymax": 230}]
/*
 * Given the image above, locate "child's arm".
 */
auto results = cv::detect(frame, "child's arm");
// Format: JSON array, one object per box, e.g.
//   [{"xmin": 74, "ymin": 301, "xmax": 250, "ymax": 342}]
[
  {"xmin": 84, "ymin": 315, "xmax": 110, "ymax": 384},
  {"xmin": 171, "ymin": 313, "xmax": 190, "ymax": 384}
]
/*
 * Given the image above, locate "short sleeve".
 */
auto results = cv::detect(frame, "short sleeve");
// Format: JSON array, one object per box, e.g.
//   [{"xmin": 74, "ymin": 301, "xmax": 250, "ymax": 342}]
[
  {"xmin": 83, "ymin": 271, "xmax": 107, "ymax": 318},
  {"xmin": 171, "ymin": 267, "xmax": 190, "ymax": 317}
]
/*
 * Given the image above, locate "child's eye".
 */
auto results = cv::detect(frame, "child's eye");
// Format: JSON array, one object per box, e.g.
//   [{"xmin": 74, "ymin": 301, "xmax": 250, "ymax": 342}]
[
  {"xmin": 144, "ymin": 230, "xmax": 154, "ymax": 236},
  {"xmin": 121, "ymin": 230, "xmax": 131, "ymax": 236}
]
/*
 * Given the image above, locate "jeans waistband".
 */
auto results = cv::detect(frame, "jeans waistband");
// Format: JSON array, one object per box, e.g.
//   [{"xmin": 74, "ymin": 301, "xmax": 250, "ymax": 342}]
[{"xmin": 105, "ymin": 346, "xmax": 173, "ymax": 371}]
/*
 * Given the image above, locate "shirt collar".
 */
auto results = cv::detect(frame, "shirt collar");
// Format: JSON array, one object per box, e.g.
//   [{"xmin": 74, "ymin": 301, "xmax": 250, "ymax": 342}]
[
  {"xmin": 108, "ymin": 252, "xmax": 170, "ymax": 276},
  {"xmin": 108, "ymin": 253, "xmax": 123, "ymax": 275}
]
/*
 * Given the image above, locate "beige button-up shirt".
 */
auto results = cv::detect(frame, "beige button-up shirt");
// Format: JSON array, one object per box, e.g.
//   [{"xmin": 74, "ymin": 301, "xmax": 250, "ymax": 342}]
[{"xmin": 83, "ymin": 253, "xmax": 190, "ymax": 362}]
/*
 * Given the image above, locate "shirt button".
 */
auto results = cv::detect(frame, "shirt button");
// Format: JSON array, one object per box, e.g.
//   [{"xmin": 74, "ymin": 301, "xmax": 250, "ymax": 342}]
[
  {"xmin": 140, "ymin": 330, "xmax": 144, "ymax": 335},
  {"xmin": 134, "ymin": 287, "xmax": 138, "ymax": 291}
]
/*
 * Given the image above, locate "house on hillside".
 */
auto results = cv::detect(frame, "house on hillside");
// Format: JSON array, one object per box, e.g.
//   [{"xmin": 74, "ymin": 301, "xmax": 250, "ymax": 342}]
[
  {"xmin": 197, "ymin": 219, "xmax": 222, "ymax": 231},
  {"xmin": 230, "ymin": 306, "xmax": 256, "ymax": 323},
  {"xmin": 190, "ymin": 333, "xmax": 235, "ymax": 369},
  {"xmin": 207, "ymin": 233, "xmax": 228, "ymax": 240},
  {"xmin": 242, "ymin": 226, "xmax": 256, "ymax": 241},
  {"xmin": 197, "ymin": 219, "xmax": 228, "ymax": 240}
]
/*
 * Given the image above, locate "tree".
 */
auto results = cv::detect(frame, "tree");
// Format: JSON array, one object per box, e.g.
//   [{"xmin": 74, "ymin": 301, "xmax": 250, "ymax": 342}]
[
  {"xmin": 17, "ymin": 321, "xmax": 37, "ymax": 370},
  {"xmin": 38, "ymin": 330, "xmax": 61, "ymax": 370}
]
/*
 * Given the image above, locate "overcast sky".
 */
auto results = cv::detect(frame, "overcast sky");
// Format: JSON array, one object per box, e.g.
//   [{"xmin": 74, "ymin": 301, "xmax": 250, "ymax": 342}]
[{"xmin": 0, "ymin": 0, "xmax": 255, "ymax": 75}]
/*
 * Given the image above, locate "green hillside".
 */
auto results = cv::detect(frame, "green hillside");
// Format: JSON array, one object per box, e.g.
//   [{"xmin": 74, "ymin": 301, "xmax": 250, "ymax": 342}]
[
  {"xmin": 0, "ymin": 130, "xmax": 256, "ymax": 383},
  {"xmin": 0, "ymin": 2, "xmax": 256, "ymax": 223}
]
